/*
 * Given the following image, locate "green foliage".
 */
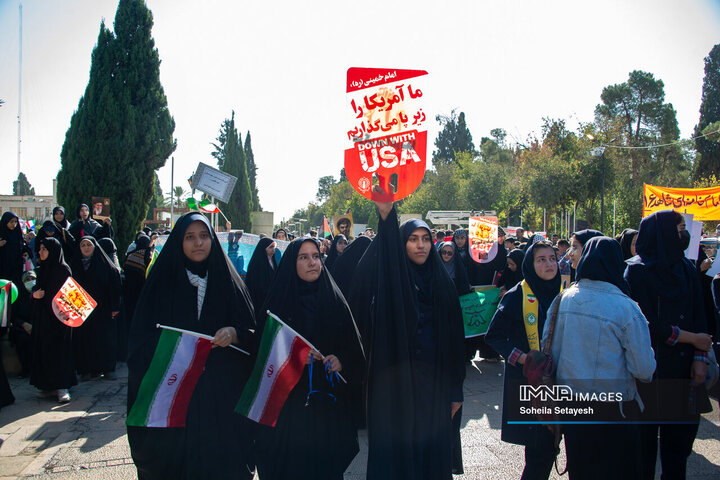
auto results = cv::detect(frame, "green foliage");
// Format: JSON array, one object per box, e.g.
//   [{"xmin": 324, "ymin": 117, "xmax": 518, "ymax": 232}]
[
  {"xmin": 146, "ymin": 172, "xmax": 165, "ymax": 220},
  {"xmin": 216, "ymin": 112, "xmax": 253, "ymax": 230},
  {"xmin": 432, "ymin": 110, "xmax": 476, "ymax": 167},
  {"xmin": 244, "ymin": 132, "xmax": 260, "ymax": 210},
  {"xmin": 316, "ymin": 175, "xmax": 337, "ymax": 202},
  {"xmin": 12, "ymin": 172, "xmax": 35, "ymax": 196},
  {"xmin": 694, "ymin": 44, "xmax": 720, "ymax": 179},
  {"xmin": 57, "ymin": 0, "xmax": 176, "ymax": 259}
]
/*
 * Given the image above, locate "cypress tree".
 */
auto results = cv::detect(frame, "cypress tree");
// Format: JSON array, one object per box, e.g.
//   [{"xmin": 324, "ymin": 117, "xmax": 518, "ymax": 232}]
[
  {"xmin": 218, "ymin": 112, "xmax": 253, "ymax": 230},
  {"xmin": 57, "ymin": 0, "xmax": 175, "ymax": 257},
  {"xmin": 244, "ymin": 131, "xmax": 260, "ymax": 210},
  {"xmin": 695, "ymin": 44, "xmax": 720, "ymax": 179},
  {"xmin": 13, "ymin": 172, "xmax": 35, "ymax": 196}
]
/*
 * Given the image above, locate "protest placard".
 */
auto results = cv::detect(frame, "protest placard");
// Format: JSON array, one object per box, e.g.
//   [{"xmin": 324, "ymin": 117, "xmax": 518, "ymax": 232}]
[
  {"xmin": 91, "ymin": 196, "xmax": 111, "ymax": 221},
  {"xmin": 459, "ymin": 287, "xmax": 501, "ymax": 338},
  {"xmin": 344, "ymin": 67, "xmax": 429, "ymax": 202},
  {"xmin": 52, "ymin": 277, "xmax": 97, "ymax": 327},
  {"xmin": 469, "ymin": 216, "xmax": 499, "ymax": 264}
]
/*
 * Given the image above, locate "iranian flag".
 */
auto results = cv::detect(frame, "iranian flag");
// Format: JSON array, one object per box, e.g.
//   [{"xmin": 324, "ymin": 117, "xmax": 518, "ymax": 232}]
[
  {"xmin": 235, "ymin": 313, "xmax": 313, "ymax": 427},
  {"xmin": 126, "ymin": 329, "xmax": 212, "ymax": 428},
  {"xmin": 0, "ymin": 282, "xmax": 11, "ymax": 328},
  {"xmin": 187, "ymin": 198, "xmax": 220, "ymax": 214}
]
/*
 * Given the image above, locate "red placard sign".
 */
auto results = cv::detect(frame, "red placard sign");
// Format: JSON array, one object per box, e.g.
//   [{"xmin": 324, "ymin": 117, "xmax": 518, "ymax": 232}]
[
  {"xmin": 469, "ymin": 216, "xmax": 499, "ymax": 264},
  {"xmin": 52, "ymin": 277, "xmax": 97, "ymax": 327},
  {"xmin": 345, "ymin": 67, "xmax": 428, "ymax": 202}
]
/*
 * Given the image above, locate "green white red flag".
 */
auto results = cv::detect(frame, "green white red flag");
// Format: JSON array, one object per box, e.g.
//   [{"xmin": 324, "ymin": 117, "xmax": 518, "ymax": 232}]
[
  {"xmin": 0, "ymin": 282, "xmax": 12, "ymax": 328},
  {"xmin": 126, "ymin": 329, "xmax": 212, "ymax": 428},
  {"xmin": 235, "ymin": 312, "xmax": 313, "ymax": 427},
  {"xmin": 187, "ymin": 198, "xmax": 220, "ymax": 214},
  {"xmin": 320, "ymin": 216, "xmax": 332, "ymax": 239}
]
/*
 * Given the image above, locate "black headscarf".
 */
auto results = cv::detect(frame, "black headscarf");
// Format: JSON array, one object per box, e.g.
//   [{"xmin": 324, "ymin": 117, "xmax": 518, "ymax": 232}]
[
  {"xmin": 400, "ymin": 219, "xmax": 435, "ymax": 300},
  {"xmin": 324, "ymin": 234, "xmax": 347, "ymax": 271},
  {"xmin": 496, "ymin": 241, "xmax": 561, "ymax": 322},
  {"xmin": 52, "ymin": 206, "xmax": 70, "ymax": 229},
  {"xmin": 618, "ymin": 228, "xmax": 638, "ymax": 261},
  {"xmin": 438, "ymin": 241, "xmax": 457, "ymax": 279},
  {"xmin": 98, "ymin": 238, "xmax": 121, "ymax": 272},
  {"xmin": 36, "ymin": 237, "xmax": 71, "ymax": 295},
  {"xmin": 502, "ymin": 248, "xmax": 525, "ymax": 290},
  {"xmin": 0, "ymin": 211, "xmax": 24, "ymax": 283},
  {"xmin": 576, "ymin": 236, "xmax": 630, "ymax": 295},
  {"xmin": 244, "ymin": 237, "xmax": 277, "ymax": 311},
  {"xmin": 330, "ymin": 235, "xmax": 371, "ymax": 297},
  {"xmin": 572, "ymin": 229, "xmax": 604, "ymax": 247}
]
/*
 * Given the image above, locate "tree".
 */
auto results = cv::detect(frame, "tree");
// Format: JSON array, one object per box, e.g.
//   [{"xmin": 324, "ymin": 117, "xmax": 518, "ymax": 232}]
[
  {"xmin": 432, "ymin": 110, "xmax": 476, "ymax": 167},
  {"xmin": 244, "ymin": 132, "xmax": 260, "ymax": 210},
  {"xmin": 164, "ymin": 186, "xmax": 188, "ymax": 208},
  {"xmin": 316, "ymin": 175, "xmax": 336, "ymax": 202},
  {"xmin": 146, "ymin": 171, "xmax": 164, "ymax": 220},
  {"xmin": 216, "ymin": 112, "xmax": 253, "ymax": 229},
  {"xmin": 13, "ymin": 172, "xmax": 35, "ymax": 196},
  {"xmin": 57, "ymin": 0, "xmax": 176, "ymax": 258},
  {"xmin": 694, "ymin": 44, "xmax": 720, "ymax": 179}
]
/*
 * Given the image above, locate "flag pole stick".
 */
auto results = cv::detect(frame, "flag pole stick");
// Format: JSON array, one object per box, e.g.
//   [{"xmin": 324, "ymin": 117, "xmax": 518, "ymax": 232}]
[
  {"xmin": 266, "ymin": 310, "xmax": 347, "ymax": 384},
  {"xmin": 156, "ymin": 324, "xmax": 249, "ymax": 355}
]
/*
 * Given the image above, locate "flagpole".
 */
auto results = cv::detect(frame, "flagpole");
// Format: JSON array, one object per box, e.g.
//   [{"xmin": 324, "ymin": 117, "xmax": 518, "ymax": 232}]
[
  {"xmin": 266, "ymin": 310, "xmax": 347, "ymax": 384},
  {"xmin": 156, "ymin": 324, "xmax": 249, "ymax": 355}
]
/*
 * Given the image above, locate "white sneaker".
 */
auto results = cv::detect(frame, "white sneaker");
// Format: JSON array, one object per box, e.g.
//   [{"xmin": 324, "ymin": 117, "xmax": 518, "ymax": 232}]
[{"xmin": 57, "ymin": 389, "xmax": 71, "ymax": 403}]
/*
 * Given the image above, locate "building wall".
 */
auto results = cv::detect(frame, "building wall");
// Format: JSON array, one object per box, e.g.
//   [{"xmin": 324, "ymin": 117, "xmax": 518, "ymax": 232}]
[{"xmin": 0, "ymin": 195, "xmax": 56, "ymax": 222}]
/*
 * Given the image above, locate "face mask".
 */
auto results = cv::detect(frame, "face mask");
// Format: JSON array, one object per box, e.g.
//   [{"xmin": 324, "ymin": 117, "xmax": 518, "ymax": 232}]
[
  {"xmin": 679, "ymin": 229, "xmax": 691, "ymax": 251},
  {"xmin": 24, "ymin": 280, "xmax": 36, "ymax": 292}
]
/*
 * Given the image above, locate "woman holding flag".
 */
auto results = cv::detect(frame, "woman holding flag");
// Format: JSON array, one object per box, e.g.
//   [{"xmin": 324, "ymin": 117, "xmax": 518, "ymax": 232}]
[
  {"xmin": 126, "ymin": 212, "xmax": 256, "ymax": 480},
  {"xmin": 253, "ymin": 237, "xmax": 364, "ymax": 480}
]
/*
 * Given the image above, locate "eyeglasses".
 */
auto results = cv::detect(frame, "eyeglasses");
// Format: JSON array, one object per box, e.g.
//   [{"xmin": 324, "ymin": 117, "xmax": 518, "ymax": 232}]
[{"xmin": 441, "ymin": 250, "xmax": 454, "ymax": 256}]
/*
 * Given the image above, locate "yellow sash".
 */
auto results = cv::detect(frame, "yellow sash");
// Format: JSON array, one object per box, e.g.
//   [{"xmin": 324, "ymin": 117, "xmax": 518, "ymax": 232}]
[{"xmin": 521, "ymin": 280, "xmax": 540, "ymax": 351}]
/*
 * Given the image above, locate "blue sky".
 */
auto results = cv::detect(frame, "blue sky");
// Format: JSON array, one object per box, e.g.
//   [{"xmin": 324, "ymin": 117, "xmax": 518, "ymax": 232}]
[{"xmin": 1, "ymin": 0, "xmax": 719, "ymax": 221}]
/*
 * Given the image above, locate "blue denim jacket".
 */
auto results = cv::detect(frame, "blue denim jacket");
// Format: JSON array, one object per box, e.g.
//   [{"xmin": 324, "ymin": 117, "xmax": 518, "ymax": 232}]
[{"xmin": 541, "ymin": 279, "xmax": 656, "ymax": 410}]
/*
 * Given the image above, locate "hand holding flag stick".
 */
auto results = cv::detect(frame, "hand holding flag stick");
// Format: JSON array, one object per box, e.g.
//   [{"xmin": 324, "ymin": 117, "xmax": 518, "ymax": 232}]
[
  {"xmin": 156, "ymin": 324, "xmax": 249, "ymax": 355},
  {"xmin": 266, "ymin": 310, "xmax": 347, "ymax": 384}
]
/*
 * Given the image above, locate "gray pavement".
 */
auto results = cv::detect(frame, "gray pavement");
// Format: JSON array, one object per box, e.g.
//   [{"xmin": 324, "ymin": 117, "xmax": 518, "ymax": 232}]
[{"xmin": 1, "ymin": 360, "xmax": 718, "ymax": 479}]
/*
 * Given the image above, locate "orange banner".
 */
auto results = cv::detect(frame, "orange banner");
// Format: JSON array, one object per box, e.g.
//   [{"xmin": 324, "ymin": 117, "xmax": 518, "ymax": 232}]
[{"xmin": 643, "ymin": 184, "xmax": 720, "ymax": 220}]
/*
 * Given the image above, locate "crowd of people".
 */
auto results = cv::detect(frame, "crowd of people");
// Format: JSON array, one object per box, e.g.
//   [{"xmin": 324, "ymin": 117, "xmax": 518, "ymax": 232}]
[{"xmin": 0, "ymin": 196, "xmax": 718, "ymax": 480}]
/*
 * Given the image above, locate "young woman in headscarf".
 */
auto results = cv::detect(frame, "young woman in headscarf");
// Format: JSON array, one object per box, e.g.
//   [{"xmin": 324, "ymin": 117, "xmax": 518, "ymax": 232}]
[
  {"xmin": 349, "ymin": 190, "xmax": 465, "ymax": 480},
  {"xmin": 244, "ymin": 237, "xmax": 277, "ymax": 310},
  {"xmin": 0, "ymin": 212, "xmax": 25, "ymax": 289},
  {"xmin": 70, "ymin": 236, "xmax": 121, "ymax": 380},
  {"xmin": 485, "ymin": 241, "xmax": 561, "ymax": 480},
  {"xmin": 331, "ymin": 235, "xmax": 371, "ymax": 298},
  {"xmin": 618, "ymin": 228, "xmax": 639, "ymax": 261},
  {"xmin": 438, "ymin": 241, "xmax": 471, "ymax": 296},
  {"xmin": 566, "ymin": 229, "xmax": 604, "ymax": 282},
  {"xmin": 50, "ymin": 207, "xmax": 76, "ymax": 260},
  {"xmin": 68, "ymin": 203, "xmax": 113, "ymax": 240},
  {"xmin": 29, "ymin": 237, "xmax": 76, "ymax": 403},
  {"xmin": 624, "ymin": 210, "xmax": 713, "ymax": 480},
  {"xmin": 324, "ymin": 234, "xmax": 348, "ymax": 272},
  {"xmin": 126, "ymin": 212, "xmax": 256, "ymax": 480},
  {"xmin": 254, "ymin": 238, "xmax": 364, "ymax": 480},
  {"xmin": 497, "ymin": 248, "xmax": 526, "ymax": 294},
  {"xmin": 542, "ymin": 236, "xmax": 656, "ymax": 479}
]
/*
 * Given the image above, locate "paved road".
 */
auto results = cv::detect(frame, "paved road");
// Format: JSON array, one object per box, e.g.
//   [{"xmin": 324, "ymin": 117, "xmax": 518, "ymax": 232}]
[{"xmin": 1, "ymin": 360, "xmax": 718, "ymax": 479}]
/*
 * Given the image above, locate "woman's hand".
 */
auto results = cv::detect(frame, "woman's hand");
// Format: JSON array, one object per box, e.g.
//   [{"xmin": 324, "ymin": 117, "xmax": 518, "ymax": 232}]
[
  {"xmin": 306, "ymin": 350, "xmax": 323, "ymax": 365},
  {"xmin": 451, "ymin": 401, "xmax": 463, "ymax": 419},
  {"xmin": 700, "ymin": 258, "xmax": 713, "ymax": 273},
  {"xmin": 691, "ymin": 360, "xmax": 708, "ymax": 386},
  {"xmin": 691, "ymin": 332, "xmax": 712, "ymax": 352},
  {"xmin": 22, "ymin": 322, "xmax": 32, "ymax": 335},
  {"xmin": 372, "ymin": 185, "xmax": 394, "ymax": 221},
  {"xmin": 323, "ymin": 354, "xmax": 343, "ymax": 373},
  {"xmin": 211, "ymin": 326, "xmax": 238, "ymax": 348},
  {"xmin": 0, "ymin": 239, "xmax": 6, "ymax": 247},
  {"xmin": 33, "ymin": 289, "xmax": 45, "ymax": 299}
]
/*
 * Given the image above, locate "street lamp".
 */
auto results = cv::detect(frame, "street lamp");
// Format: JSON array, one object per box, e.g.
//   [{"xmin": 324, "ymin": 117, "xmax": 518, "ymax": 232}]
[{"xmin": 587, "ymin": 135, "xmax": 617, "ymax": 234}]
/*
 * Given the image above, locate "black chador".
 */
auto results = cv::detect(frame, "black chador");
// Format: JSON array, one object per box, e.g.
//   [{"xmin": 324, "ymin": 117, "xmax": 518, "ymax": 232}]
[
  {"xmin": 244, "ymin": 237, "xmax": 277, "ymax": 311},
  {"xmin": 255, "ymin": 238, "xmax": 364, "ymax": 480},
  {"xmin": 331, "ymin": 235, "xmax": 371, "ymax": 297},
  {"xmin": 349, "ymin": 208, "xmax": 465, "ymax": 480},
  {"xmin": 126, "ymin": 213, "xmax": 256, "ymax": 480},
  {"xmin": 70, "ymin": 236, "xmax": 121, "ymax": 378},
  {"xmin": 29, "ymin": 237, "xmax": 77, "ymax": 393}
]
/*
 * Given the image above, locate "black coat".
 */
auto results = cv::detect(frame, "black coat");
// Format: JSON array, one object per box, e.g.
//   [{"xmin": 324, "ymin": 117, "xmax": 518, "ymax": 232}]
[{"xmin": 244, "ymin": 237, "xmax": 277, "ymax": 311}]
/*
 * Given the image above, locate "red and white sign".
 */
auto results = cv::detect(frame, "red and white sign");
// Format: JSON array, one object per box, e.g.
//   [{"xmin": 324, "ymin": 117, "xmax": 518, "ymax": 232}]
[
  {"xmin": 345, "ymin": 67, "xmax": 428, "ymax": 202},
  {"xmin": 469, "ymin": 217, "xmax": 499, "ymax": 264},
  {"xmin": 52, "ymin": 277, "xmax": 97, "ymax": 327}
]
